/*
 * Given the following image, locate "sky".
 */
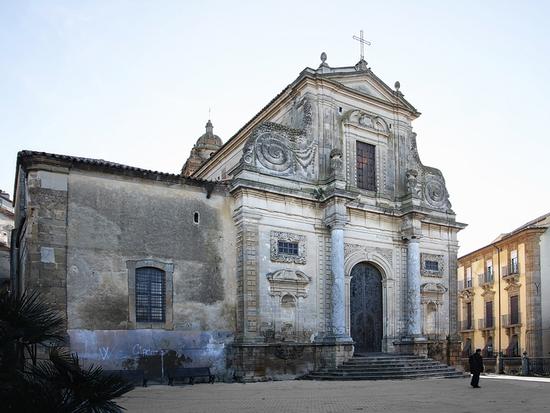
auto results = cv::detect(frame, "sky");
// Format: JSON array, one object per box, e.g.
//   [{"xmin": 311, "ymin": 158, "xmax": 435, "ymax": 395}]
[{"xmin": 1, "ymin": 0, "xmax": 548, "ymax": 256}]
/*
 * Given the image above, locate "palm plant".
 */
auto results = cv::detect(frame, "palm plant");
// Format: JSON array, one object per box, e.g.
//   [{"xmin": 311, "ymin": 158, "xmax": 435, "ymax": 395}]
[
  {"xmin": 0, "ymin": 290, "xmax": 134, "ymax": 412},
  {"xmin": 0, "ymin": 289, "xmax": 64, "ymax": 369}
]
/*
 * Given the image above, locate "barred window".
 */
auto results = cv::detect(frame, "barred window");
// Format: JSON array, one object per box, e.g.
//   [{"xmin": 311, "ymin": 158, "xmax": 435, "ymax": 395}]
[
  {"xmin": 135, "ymin": 267, "xmax": 166, "ymax": 323},
  {"xmin": 356, "ymin": 141, "xmax": 376, "ymax": 191},
  {"xmin": 425, "ymin": 260, "xmax": 439, "ymax": 272},
  {"xmin": 278, "ymin": 240, "xmax": 299, "ymax": 256}
]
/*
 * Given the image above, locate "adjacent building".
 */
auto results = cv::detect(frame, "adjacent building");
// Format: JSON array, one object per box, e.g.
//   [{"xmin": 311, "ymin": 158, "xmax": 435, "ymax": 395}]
[
  {"xmin": 457, "ymin": 213, "xmax": 550, "ymax": 365},
  {"xmin": 11, "ymin": 53, "xmax": 465, "ymax": 381},
  {"xmin": 0, "ymin": 190, "xmax": 14, "ymax": 290}
]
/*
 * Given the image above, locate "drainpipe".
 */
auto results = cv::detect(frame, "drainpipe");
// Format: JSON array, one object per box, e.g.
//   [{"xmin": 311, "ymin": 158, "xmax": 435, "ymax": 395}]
[{"xmin": 495, "ymin": 244, "xmax": 504, "ymax": 374}]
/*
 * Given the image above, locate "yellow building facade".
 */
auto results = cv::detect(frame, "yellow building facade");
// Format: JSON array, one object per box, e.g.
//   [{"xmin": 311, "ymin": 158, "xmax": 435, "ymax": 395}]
[{"xmin": 457, "ymin": 213, "xmax": 550, "ymax": 363}]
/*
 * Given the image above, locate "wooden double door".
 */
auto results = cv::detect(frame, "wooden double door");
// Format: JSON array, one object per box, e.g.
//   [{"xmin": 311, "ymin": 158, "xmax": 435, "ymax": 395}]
[{"xmin": 350, "ymin": 262, "xmax": 383, "ymax": 353}]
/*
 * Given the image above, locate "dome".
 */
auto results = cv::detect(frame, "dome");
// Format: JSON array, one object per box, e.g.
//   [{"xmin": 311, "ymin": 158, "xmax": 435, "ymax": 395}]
[{"xmin": 195, "ymin": 120, "xmax": 223, "ymax": 149}]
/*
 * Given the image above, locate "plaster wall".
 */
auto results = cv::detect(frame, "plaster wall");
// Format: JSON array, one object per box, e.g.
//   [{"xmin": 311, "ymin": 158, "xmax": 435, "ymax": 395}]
[{"xmin": 64, "ymin": 171, "xmax": 236, "ymax": 377}]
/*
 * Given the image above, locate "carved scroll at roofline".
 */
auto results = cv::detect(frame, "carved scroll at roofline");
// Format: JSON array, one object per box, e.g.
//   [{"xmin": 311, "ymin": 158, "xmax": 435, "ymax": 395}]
[
  {"xmin": 240, "ymin": 97, "xmax": 317, "ymax": 181},
  {"xmin": 405, "ymin": 131, "xmax": 453, "ymax": 213}
]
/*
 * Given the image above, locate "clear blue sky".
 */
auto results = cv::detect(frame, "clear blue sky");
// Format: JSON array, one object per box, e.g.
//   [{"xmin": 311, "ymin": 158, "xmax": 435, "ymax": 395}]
[{"xmin": 1, "ymin": 0, "xmax": 548, "ymax": 255}]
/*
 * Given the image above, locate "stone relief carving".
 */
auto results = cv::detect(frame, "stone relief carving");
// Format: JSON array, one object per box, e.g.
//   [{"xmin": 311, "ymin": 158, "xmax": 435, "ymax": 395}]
[
  {"xmin": 270, "ymin": 231, "xmax": 306, "ymax": 264},
  {"xmin": 242, "ymin": 97, "xmax": 317, "ymax": 180},
  {"xmin": 405, "ymin": 131, "xmax": 453, "ymax": 212},
  {"xmin": 266, "ymin": 269, "xmax": 311, "ymax": 297},
  {"xmin": 344, "ymin": 243, "xmax": 393, "ymax": 267},
  {"xmin": 329, "ymin": 148, "xmax": 343, "ymax": 177},
  {"xmin": 406, "ymin": 169, "xmax": 421, "ymax": 198},
  {"xmin": 420, "ymin": 253, "xmax": 445, "ymax": 277},
  {"xmin": 345, "ymin": 110, "xmax": 389, "ymax": 134}
]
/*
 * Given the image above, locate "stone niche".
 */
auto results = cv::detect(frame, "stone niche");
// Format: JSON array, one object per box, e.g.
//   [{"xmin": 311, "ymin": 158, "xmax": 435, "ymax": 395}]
[{"xmin": 264, "ymin": 269, "xmax": 311, "ymax": 342}]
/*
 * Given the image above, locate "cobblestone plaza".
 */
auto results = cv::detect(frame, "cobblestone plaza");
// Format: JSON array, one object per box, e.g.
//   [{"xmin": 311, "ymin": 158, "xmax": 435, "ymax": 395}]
[{"xmin": 119, "ymin": 376, "xmax": 549, "ymax": 413}]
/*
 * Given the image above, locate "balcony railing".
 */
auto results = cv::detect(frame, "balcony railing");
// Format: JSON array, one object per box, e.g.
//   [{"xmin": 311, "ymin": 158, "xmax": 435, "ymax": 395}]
[
  {"xmin": 477, "ymin": 272, "xmax": 494, "ymax": 286},
  {"xmin": 460, "ymin": 278, "xmax": 473, "ymax": 290},
  {"xmin": 501, "ymin": 313, "xmax": 522, "ymax": 327},
  {"xmin": 459, "ymin": 320, "xmax": 475, "ymax": 332},
  {"xmin": 478, "ymin": 317, "xmax": 495, "ymax": 330},
  {"xmin": 502, "ymin": 264, "xmax": 519, "ymax": 278}
]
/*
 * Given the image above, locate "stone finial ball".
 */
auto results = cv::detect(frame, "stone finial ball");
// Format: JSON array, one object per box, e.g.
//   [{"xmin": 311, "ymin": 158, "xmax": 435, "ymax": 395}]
[{"xmin": 320, "ymin": 52, "xmax": 327, "ymax": 62}]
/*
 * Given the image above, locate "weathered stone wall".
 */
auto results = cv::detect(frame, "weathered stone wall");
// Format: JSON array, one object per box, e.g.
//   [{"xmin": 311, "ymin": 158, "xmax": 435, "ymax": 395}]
[
  {"xmin": 22, "ymin": 170, "xmax": 70, "ymax": 323},
  {"xmin": 41, "ymin": 169, "xmax": 236, "ymax": 379}
]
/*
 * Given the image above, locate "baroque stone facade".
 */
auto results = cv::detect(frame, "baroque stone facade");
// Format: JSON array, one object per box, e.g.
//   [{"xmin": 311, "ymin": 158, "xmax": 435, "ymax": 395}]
[{"xmin": 12, "ymin": 53, "xmax": 465, "ymax": 381}]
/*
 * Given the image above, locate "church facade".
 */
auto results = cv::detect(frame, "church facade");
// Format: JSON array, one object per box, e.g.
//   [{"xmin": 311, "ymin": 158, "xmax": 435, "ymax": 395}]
[{"xmin": 11, "ymin": 54, "xmax": 465, "ymax": 381}]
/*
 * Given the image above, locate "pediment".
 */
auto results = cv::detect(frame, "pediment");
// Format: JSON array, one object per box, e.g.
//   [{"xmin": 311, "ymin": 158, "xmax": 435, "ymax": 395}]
[
  {"xmin": 267, "ymin": 269, "xmax": 311, "ymax": 285},
  {"xmin": 421, "ymin": 282, "xmax": 447, "ymax": 294},
  {"xmin": 345, "ymin": 81, "xmax": 386, "ymax": 100}
]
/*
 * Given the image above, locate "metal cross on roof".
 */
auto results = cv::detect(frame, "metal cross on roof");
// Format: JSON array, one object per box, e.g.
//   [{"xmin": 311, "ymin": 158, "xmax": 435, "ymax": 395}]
[{"xmin": 352, "ymin": 30, "xmax": 371, "ymax": 61}]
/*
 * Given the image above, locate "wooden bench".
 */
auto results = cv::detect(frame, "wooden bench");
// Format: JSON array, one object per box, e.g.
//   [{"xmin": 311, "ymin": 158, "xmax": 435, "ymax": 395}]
[
  {"xmin": 104, "ymin": 369, "xmax": 148, "ymax": 387},
  {"xmin": 168, "ymin": 367, "xmax": 215, "ymax": 385}
]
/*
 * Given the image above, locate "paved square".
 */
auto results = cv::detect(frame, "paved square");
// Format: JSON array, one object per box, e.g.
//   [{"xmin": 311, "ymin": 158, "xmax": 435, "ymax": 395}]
[{"xmin": 118, "ymin": 376, "xmax": 549, "ymax": 412}]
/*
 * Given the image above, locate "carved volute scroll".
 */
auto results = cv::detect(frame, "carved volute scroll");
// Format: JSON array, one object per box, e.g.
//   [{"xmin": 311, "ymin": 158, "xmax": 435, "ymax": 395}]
[{"xmin": 241, "ymin": 97, "xmax": 317, "ymax": 181}]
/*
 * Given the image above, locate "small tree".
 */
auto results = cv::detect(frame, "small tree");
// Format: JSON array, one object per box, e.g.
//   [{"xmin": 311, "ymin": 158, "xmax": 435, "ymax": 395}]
[{"xmin": 0, "ymin": 290, "xmax": 133, "ymax": 412}]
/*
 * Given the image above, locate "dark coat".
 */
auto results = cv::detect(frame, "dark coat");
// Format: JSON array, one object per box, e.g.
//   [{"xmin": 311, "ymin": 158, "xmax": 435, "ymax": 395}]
[{"xmin": 469, "ymin": 353, "xmax": 484, "ymax": 374}]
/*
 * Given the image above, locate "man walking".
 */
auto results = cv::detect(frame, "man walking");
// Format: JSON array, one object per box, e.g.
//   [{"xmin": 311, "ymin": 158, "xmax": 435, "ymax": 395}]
[{"xmin": 469, "ymin": 348, "xmax": 484, "ymax": 388}]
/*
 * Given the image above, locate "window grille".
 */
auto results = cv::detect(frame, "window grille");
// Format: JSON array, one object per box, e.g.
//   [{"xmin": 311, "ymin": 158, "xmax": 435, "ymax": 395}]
[
  {"xmin": 135, "ymin": 267, "xmax": 166, "ymax": 323},
  {"xmin": 356, "ymin": 141, "xmax": 376, "ymax": 191},
  {"xmin": 278, "ymin": 241, "xmax": 299, "ymax": 256},
  {"xmin": 425, "ymin": 260, "xmax": 439, "ymax": 271}
]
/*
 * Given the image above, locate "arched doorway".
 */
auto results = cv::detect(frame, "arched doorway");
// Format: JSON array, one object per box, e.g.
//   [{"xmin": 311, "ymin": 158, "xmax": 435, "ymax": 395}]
[{"xmin": 350, "ymin": 262, "xmax": 383, "ymax": 353}]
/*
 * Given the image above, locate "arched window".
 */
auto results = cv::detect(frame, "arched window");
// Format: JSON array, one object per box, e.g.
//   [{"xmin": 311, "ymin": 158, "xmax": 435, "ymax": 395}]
[{"xmin": 135, "ymin": 267, "xmax": 166, "ymax": 322}]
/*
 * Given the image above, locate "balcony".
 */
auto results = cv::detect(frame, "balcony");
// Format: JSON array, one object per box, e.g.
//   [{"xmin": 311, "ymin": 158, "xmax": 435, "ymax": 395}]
[
  {"xmin": 478, "ymin": 317, "xmax": 495, "ymax": 330},
  {"xmin": 501, "ymin": 264, "xmax": 519, "ymax": 279},
  {"xmin": 501, "ymin": 313, "xmax": 522, "ymax": 328},
  {"xmin": 460, "ymin": 278, "xmax": 473, "ymax": 290},
  {"xmin": 459, "ymin": 320, "xmax": 475, "ymax": 332},
  {"xmin": 477, "ymin": 272, "xmax": 494, "ymax": 286}
]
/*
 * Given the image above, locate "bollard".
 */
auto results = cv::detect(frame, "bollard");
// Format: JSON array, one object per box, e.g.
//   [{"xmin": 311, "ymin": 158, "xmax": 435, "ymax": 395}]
[
  {"xmin": 521, "ymin": 352, "xmax": 529, "ymax": 376},
  {"xmin": 497, "ymin": 351, "xmax": 504, "ymax": 374}
]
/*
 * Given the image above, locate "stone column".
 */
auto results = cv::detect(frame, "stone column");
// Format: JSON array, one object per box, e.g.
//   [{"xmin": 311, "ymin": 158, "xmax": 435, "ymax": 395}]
[
  {"xmin": 330, "ymin": 221, "xmax": 346, "ymax": 338},
  {"xmin": 406, "ymin": 237, "xmax": 422, "ymax": 337}
]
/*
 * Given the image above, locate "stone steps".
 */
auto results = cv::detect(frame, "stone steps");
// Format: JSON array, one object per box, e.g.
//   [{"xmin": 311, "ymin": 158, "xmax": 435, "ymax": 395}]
[{"xmin": 301, "ymin": 353, "xmax": 465, "ymax": 381}]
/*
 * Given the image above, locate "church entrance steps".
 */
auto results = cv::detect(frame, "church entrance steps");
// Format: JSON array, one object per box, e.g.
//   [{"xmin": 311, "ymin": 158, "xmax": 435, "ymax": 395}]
[{"xmin": 300, "ymin": 353, "xmax": 465, "ymax": 380}]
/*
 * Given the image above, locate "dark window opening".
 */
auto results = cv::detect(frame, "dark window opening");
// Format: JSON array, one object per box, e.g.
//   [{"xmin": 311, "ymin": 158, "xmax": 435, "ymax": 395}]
[
  {"xmin": 466, "ymin": 302, "xmax": 472, "ymax": 330},
  {"xmin": 356, "ymin": 141, "xmax": 376, "ymax": 191},
  {"xmin": 485, "ymin": 301, "xmax": 493, "ymax": 328},
  {"xmin": 425, "ymin": 260, "xmax": 439, "ymax": 271},
  {"xmin": 136, "ymin": 267, "xmax": 166, "ymax": 323},
  {"xmin": 510, "ymin": 295, "xmax": 519, "ymax": 325},
  {"xmin": 278, "ymin": 241, "xmax": 299, "ymax": 256},
  {"xmin": 193, "ymin": 212, "xmax": 200, "ymax": 224}
]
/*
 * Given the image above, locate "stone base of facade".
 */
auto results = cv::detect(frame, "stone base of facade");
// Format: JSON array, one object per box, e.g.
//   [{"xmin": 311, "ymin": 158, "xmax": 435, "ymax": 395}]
[
  {"xmin": 393, "ymin": 337, "xmax": 429, "ymax": 357},
  {"xmin": 230, "ymin": 342, "xmax": 354, "ymax": 382}
]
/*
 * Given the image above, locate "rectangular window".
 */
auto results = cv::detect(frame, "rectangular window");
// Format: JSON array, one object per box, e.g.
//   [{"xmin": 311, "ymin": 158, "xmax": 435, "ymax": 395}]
[
  {"xmin": 425, "ymin": 260, "xmax": 439, "ymax": 272},
  {"xmin": 277, "ymin": 240, "xmax": 299, "ymax": 256},
  {"xmin": 485, "ymin": 301, "xmax": 493, "ymax": 328},
  {"xmin": 135, "ymin": 267, "xmax": 166, "ymax": 323},
  {"xmin": 510, "ymin": 295, "xmax": 519, "ymax": 325},
  {"xmin": 510, "ymin": 250, "xmax": 518, "ymax": 274},
  {"xmin": 466, "ymin": 267, "xmax": 472, "ymax": 288},
  {"xmin": 486, "ymin": 259, "xmax": 493, "ymax": 280},
  {"xmin": 466, "ymin": 302, "xmax": 472, "ymax": 329},
  {"xmin": 356, "ymin": 141, "xmax": 376, "ymax": 191}
]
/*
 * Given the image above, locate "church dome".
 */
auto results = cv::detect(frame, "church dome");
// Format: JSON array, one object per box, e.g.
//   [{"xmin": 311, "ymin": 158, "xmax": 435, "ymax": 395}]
[
  {"xmin": 195, "ymin": 120, "xmax": 223, "ymax": 149},
  {"xmin": 181, "ymin": 119, "xmax": 223, "ymax": 177}
]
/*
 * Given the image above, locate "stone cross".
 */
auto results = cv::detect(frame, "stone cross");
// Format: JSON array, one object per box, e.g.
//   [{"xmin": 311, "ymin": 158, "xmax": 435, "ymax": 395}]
[{"xmin": 352, "ymin": 30, "xmax": 371, "ymax": 61}]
